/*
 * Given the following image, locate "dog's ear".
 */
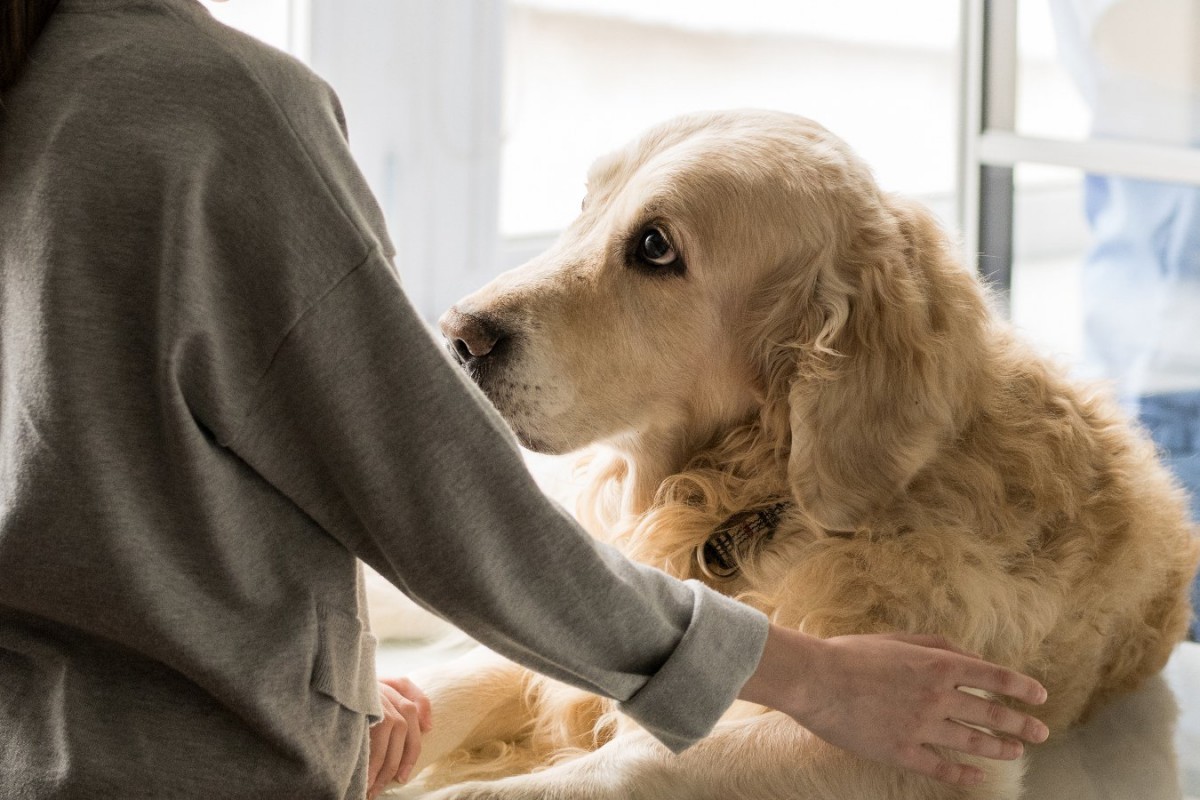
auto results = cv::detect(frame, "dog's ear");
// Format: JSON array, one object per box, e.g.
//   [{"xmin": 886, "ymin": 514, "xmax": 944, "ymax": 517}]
[{"xmin": 773, "ymin": 196, "xmax": 985, "ymax": 532}]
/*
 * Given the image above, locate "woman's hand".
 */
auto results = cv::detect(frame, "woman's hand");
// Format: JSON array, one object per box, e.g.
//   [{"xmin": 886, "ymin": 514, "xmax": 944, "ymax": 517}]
[
  {"xmin": 368, "ymin": 677, "xmax": 433, "ymax": 799},
  {"xmin": 738, "ymin": 625, "xmax": 1050, "ymax": 788}
]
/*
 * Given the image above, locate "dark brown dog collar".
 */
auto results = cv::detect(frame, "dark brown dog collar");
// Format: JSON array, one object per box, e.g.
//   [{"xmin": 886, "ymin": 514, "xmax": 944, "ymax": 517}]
[{"xmin": 696, "ymin": 502, "xmax": 790, "ymax": 581}]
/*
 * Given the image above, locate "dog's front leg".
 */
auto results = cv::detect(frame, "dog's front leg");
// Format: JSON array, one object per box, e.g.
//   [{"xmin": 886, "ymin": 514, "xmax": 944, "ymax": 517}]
[
  {"xmin": 418, "ymin": 712, "xmax": 796, "ymax": 800},
  {"xmin": 418, "ymin": 709, "xmax": 1024, "ymax": 800},
  {"xmin": 397, "ymin": 646, "xmax": 533, "ymax": 780},
  {"xmin": 415, "ymin": 731, "xmax": 676, "ymax": 800}
]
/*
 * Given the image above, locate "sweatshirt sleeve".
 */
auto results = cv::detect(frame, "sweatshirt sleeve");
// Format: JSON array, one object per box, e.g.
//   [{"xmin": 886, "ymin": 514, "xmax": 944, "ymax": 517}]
[{"xmin": 223, "ymin": 251, "xmax": 769, "ymax": 752}]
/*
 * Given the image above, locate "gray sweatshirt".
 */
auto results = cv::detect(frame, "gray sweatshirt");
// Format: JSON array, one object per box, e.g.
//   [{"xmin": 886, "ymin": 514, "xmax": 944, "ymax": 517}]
[{"xmin": 0, "ymin": 1, "xmax": 768, "ymax": 797}]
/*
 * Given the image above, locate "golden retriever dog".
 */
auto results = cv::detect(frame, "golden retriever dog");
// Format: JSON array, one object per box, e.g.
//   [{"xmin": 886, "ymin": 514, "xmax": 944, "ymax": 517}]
[{"xmin": 407, "ymin": 110, "xmax": 1199, "ymax": 800}]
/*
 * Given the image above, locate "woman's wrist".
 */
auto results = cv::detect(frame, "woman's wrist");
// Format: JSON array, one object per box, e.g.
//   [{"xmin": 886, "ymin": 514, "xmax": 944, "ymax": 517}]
[{"xmin": 735, "ymin": 623, "xmax": 824, "ymax": 720}]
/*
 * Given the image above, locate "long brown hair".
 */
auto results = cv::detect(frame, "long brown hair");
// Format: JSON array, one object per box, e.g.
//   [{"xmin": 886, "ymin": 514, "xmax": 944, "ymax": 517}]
[{"xmin": 2, "ymin": 0, "xmax": 62, "ymax": 93}]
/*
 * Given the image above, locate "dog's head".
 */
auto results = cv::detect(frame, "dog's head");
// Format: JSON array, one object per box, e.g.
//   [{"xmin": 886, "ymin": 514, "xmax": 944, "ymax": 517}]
[{"xmin": 442, "ymin": 110, "xmax": 986, "ymax": 530}]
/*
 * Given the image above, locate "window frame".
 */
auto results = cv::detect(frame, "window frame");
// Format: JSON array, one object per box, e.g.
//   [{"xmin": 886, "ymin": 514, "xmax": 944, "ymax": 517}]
[{"xmin": 957, "ymin": 0, "xmax": 1200, "ymax": 311}]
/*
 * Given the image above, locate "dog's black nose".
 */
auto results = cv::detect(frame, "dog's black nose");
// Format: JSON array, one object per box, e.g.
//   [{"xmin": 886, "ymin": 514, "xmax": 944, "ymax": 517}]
[{"xmin": 438, "ymin": 307, "xmax": 507, "ymax": 363}]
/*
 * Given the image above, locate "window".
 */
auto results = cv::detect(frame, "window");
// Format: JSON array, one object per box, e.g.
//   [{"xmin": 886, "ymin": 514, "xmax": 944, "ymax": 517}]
[
  {"xmin": 501, "ymin": 0, "xmax": 961, "ymax": 242},
  {"xmin": 200, "ymin": 0, "xmax": 309, "ymax": 57}
]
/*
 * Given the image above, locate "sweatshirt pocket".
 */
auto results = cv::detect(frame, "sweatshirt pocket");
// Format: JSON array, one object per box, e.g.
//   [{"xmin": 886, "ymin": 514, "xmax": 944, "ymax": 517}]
[{"xmin": 311, "ymin": 606, "xmax": 382, "ymax": 722}]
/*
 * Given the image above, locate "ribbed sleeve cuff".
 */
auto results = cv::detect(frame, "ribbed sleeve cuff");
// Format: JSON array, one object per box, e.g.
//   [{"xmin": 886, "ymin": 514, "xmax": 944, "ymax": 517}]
[{"xmin": 617, "ymin": 582, "xmax": 769, "ymax": 753}]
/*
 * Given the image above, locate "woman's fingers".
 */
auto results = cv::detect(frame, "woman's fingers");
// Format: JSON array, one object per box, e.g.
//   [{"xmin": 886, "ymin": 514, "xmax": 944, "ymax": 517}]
[
  {"xmin": 366, "ymin": 692, "xmax": 394, "ymax": 790},
  {"xmin": 370, "ymin": 714, "xmax": 408, "ymax": 798},
  {"xmin": 898, "ymin": 744, "xmax": 987, "ymax": 788},
  {"xmin": 395, "ymin": 698, "xmax": 424, "ymax": 784},
  {"xmin": 368, "ymin": 691, "xmax": 405, "ymax": 797},
  {"xmin": 936, "ymin": 719, "xmax": 1024, "ymax": 761},
  {"xmin": 954, "ymin": 659, "xmax": 1048, "ymax": 707},
  {"xmin": 905, "ymin": 720, "xmax": 1026, "ymax": 788},
  {"xmin": 382, "ymin": 676, "xmax": 433, "ymax": 732},
  {"xmin": 887, "ymin": 633, "xmax": 1049, "ymax": 710},
  {"xmin": 948, "ymin": 691, "xmax": 1050, "ymax": 744},
  {"xmin": 368, "ymin": 683, "xmax": 428, "ymax": 799}
]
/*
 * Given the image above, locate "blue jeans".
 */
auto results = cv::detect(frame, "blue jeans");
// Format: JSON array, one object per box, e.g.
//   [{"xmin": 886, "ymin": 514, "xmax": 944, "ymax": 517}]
[{"xmin": 1138, "ymin": 392, "xmax": 1200, "ymax": 637}]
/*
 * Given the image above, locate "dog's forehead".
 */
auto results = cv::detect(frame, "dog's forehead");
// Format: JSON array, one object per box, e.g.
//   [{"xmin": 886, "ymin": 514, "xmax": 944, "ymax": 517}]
[
  {"xmin": 587, "ymin": 122, "xmax": 751, "ymax": 189},
  {"xmin": 586, "ymin": 113, "xmax": 848, "ymax": 206}
]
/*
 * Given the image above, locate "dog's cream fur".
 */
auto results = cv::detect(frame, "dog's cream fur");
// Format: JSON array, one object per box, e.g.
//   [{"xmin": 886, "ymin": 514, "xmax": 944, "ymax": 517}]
[{"xmin": 410, "ymin": 110, "xmax": 1199, "ymax": 800}]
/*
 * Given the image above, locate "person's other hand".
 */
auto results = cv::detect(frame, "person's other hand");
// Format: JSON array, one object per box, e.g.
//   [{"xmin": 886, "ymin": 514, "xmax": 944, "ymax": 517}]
[
  {"xmin": 368, "ymin": 677, "xmax": 433, "ymax": 799},
  {"xmin": 739, "ymin": 626, "xmax": 1049, "ymax": 787}
]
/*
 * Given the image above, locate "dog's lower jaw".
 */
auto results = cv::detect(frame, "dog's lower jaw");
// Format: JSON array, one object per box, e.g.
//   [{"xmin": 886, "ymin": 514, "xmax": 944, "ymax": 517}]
[
  {"xmin": 602, "ymin": 405, "xmax": 765, "ymax": 518},
  {"xmin": 601, "ymin": 431, "xmax": 698, "ymax": 516}
]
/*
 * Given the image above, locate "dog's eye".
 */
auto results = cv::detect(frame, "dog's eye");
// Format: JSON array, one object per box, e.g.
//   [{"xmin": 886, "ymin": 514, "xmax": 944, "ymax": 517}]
[{"xmin": 636, "ymin": 227, "xmax": 678, "ymax": 267}]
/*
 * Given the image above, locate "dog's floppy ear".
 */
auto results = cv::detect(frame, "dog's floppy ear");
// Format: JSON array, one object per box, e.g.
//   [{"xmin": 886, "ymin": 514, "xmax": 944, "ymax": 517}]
[{"xmin": 774, "ymin": 196, "xmax": 985, "ymax": 532}]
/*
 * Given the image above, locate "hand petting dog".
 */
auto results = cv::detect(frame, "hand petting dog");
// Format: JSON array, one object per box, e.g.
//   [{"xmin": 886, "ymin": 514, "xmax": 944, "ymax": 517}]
[{"xmin": 737, "ymin": 626, "xmax": 1049, "ymax": 787}]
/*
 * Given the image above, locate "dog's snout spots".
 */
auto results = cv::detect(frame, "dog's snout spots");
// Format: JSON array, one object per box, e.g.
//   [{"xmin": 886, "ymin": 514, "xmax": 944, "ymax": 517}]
[{"xmin": 439, "ymin": 307, "xmax": 508, "ymax": 363}]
